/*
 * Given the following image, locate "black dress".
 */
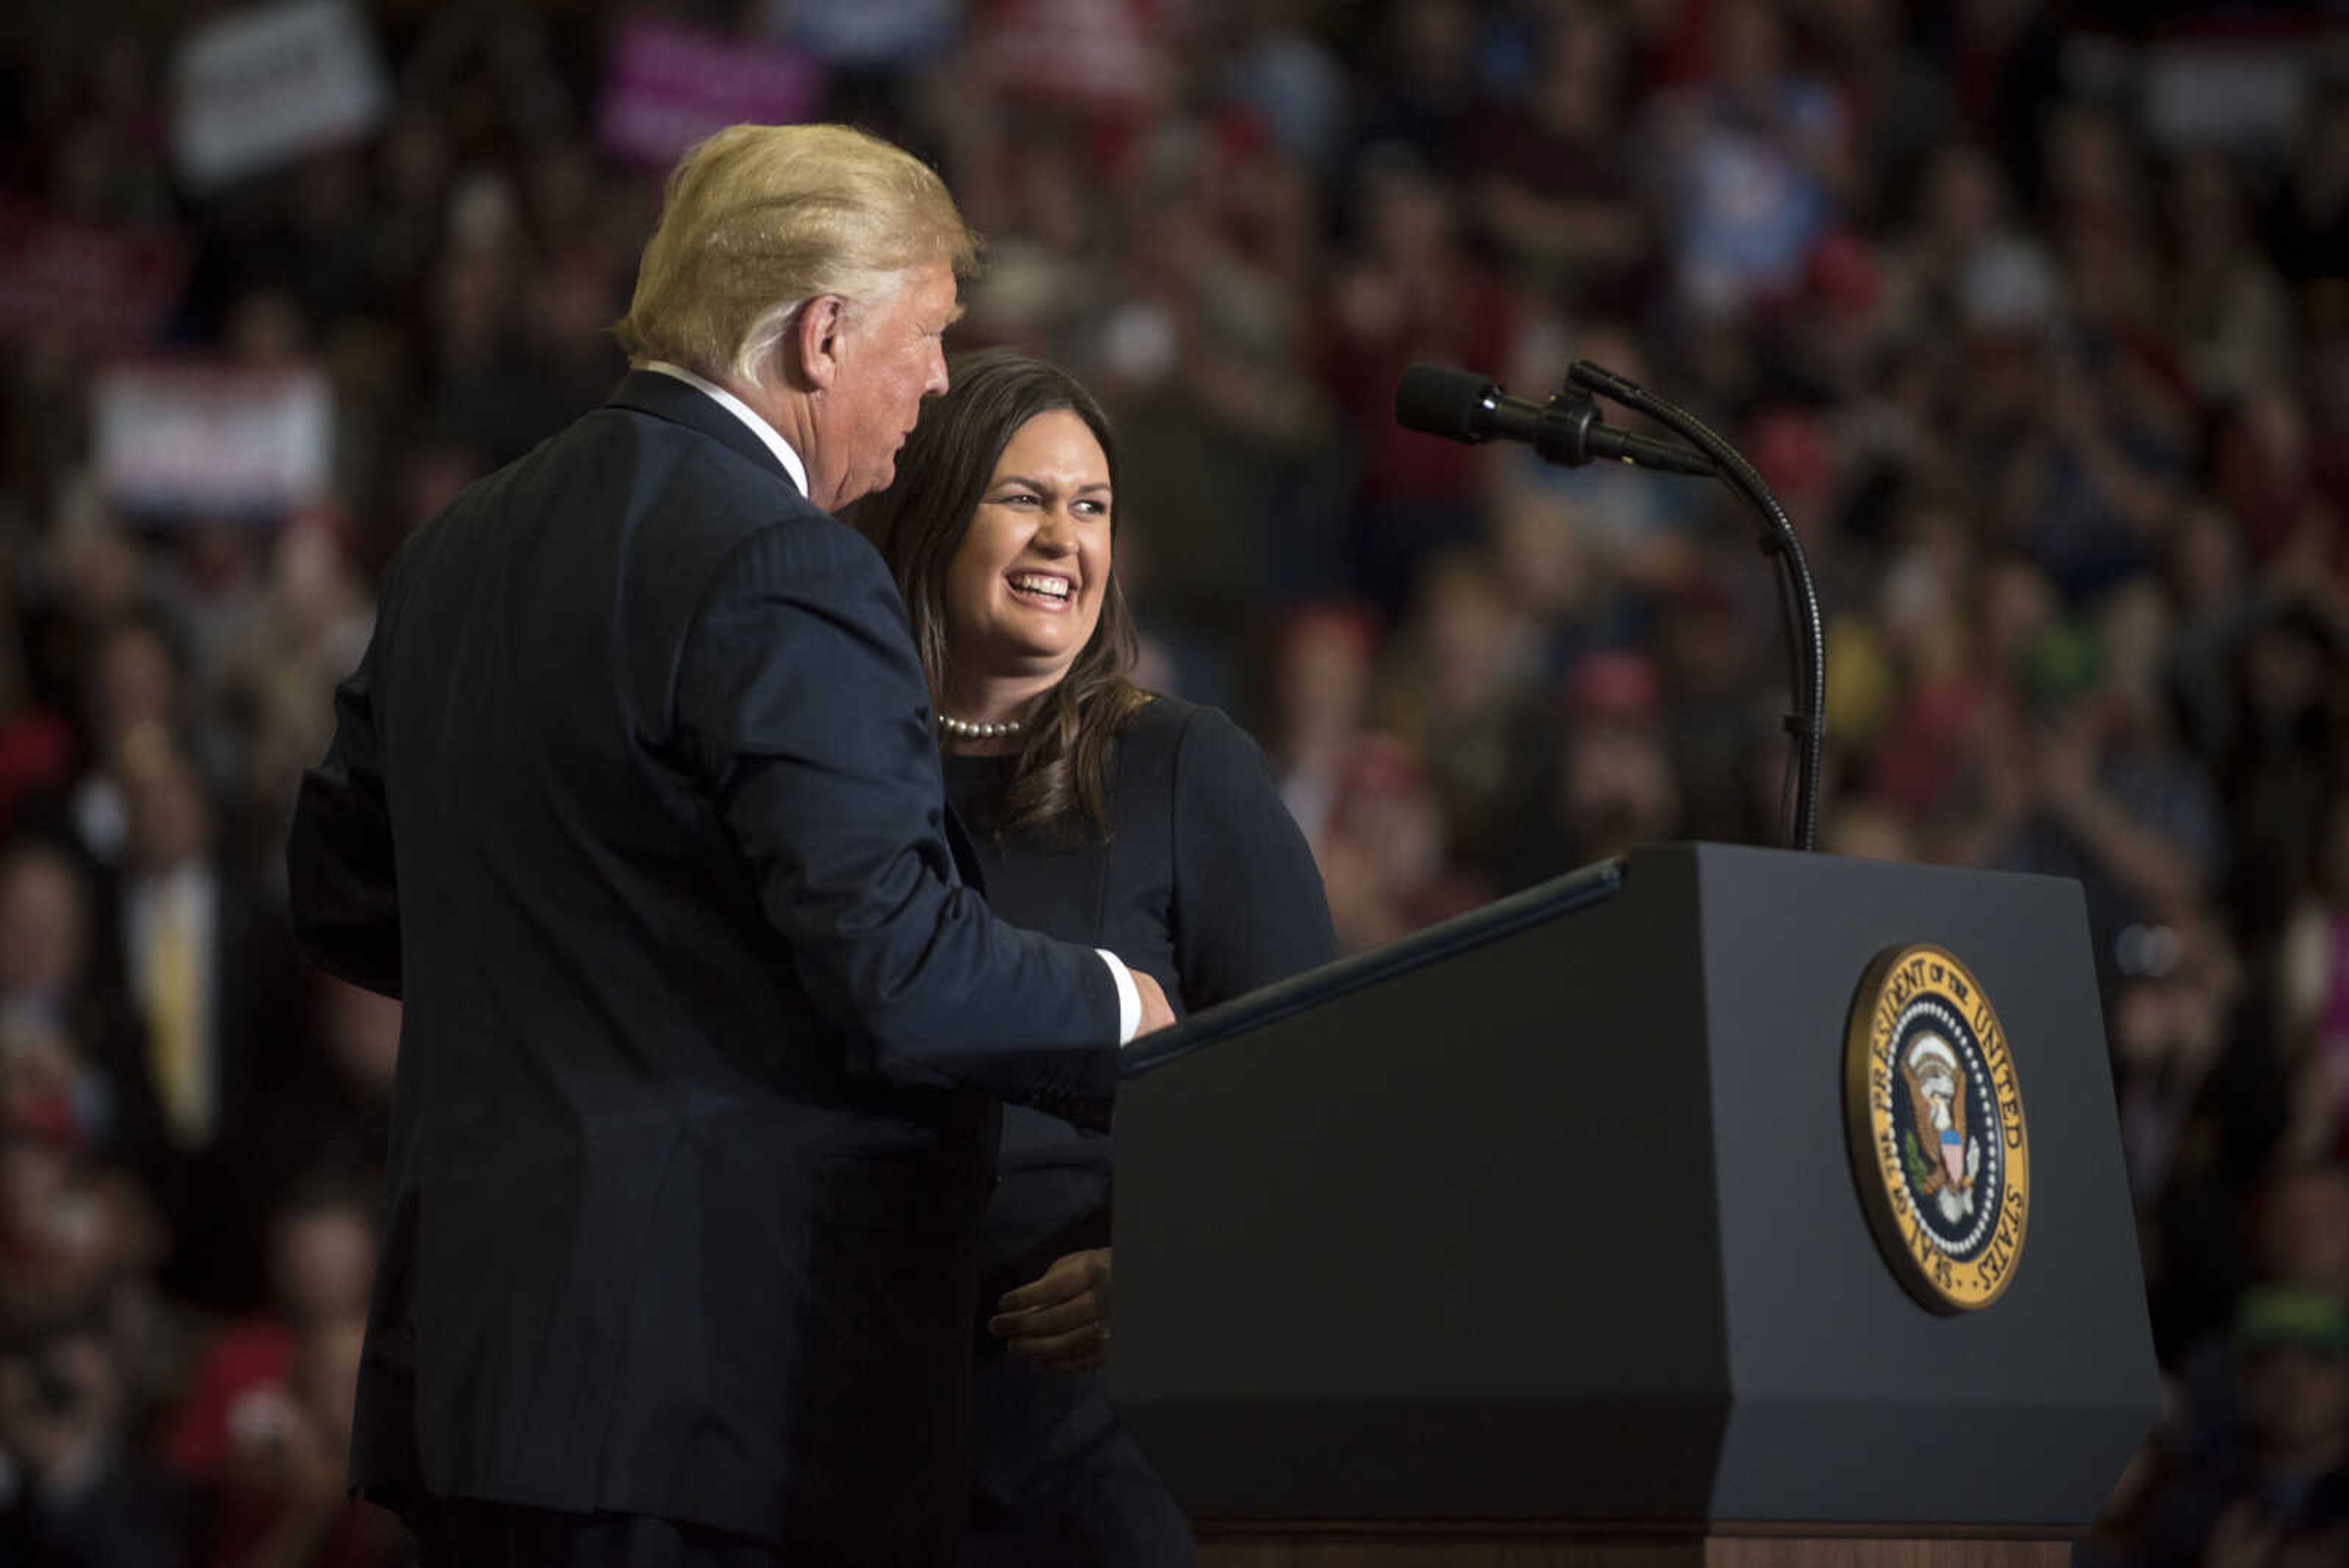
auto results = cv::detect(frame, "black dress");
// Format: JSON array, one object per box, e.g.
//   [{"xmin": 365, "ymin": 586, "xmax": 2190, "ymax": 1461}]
[{"xmin": 944, "ymin": 696, "xmax": 1338, "ymax": 1567}]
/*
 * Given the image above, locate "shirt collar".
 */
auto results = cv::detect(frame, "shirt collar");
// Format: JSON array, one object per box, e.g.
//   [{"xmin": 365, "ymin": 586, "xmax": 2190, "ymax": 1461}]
[{"xmin": 642, "ymin": 361, "xmax": 811, "ymax": 499}]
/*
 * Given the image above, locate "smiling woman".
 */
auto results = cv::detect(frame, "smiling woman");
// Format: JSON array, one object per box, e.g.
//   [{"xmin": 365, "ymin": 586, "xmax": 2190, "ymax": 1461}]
[
  {"xmin": 853, "ymin": 349, "xmax": 1149, "ymax": 835},
  {"xmin": 850, "ymin": 351, "xmax": 1338, "ymax": 1565},
  {"xmin": 943, "ymin": 407, "xmax": 1116, "ymax": 693}
]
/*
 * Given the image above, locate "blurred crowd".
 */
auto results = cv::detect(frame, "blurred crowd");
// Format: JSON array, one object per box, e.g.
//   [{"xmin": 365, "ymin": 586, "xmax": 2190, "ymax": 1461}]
[{"xmin": 1, "ymin": 0, "xmax": 2347, "ymax": 1563}]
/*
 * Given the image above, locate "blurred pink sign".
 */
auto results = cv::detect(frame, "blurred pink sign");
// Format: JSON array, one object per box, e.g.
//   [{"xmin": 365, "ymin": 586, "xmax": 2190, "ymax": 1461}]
[
  {"xmin": 0, "ymin": 201, "xmax": 188, "ymax": 353},
  {"xmin": 598, "ymin": 17, "xmax": 824, "ymax": 169}
]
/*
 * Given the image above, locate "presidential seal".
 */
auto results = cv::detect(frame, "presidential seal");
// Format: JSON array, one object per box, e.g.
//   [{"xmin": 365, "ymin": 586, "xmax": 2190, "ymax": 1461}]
[{"xmin": 1843, "ymin": 944, "xmax": 2031, "ymax": 1313}]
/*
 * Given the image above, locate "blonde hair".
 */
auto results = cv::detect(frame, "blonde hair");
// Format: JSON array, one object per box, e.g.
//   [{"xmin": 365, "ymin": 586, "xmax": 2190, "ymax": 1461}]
[{"xmin": 614, "ymin": 123, "xmax": 980, "ymax": 386}]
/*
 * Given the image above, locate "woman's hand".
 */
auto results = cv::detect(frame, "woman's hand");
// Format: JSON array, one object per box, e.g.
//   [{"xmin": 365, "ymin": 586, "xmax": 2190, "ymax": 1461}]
[{"xmin": 989, "ymin": 1248, "xmax": 1113, "ymax": 1373}]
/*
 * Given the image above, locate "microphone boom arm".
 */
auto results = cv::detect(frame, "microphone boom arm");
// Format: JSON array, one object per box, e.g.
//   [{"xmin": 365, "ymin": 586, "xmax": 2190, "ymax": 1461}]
[{"xmin": 1566, "ymin": 359, "xmax": 1828, "ymax": 855}]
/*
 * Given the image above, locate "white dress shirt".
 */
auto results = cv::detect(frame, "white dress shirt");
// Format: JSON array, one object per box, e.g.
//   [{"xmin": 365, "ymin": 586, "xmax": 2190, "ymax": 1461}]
[{"xmin": 644, "ymin": 361, "xmax": 811, "ymax": 497}]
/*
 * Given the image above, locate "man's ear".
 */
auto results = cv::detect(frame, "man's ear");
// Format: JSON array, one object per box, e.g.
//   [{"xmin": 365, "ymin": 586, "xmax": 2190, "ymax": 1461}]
[{"xmin": 791, "ymin": 296, "xmax": 845, "ymax": 392}]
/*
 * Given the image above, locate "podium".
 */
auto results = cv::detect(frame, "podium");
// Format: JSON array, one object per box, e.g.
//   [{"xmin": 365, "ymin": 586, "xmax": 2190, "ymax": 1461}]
[{"xmin": 1110, "ymin": 843, "xmax": 2158, "ymax": 1567}]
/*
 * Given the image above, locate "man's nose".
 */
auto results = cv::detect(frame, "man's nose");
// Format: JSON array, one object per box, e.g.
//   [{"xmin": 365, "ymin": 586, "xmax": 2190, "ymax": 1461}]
[{"xmin": 923, "ymin": 340, "xmax": 949, "ymax": 398}]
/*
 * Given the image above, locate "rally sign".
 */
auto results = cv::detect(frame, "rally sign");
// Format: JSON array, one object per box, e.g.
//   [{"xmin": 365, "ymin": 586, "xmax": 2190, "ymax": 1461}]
[
  {"xmin": 0, "ymin": 201, "xmax": 187, "ymax": 352},
  {"xmin": 598, "ymin": 17, "xmax": 824, "ymax": 169},
  {"xmin": 95, "ymin": 362, "xmax": 333, "ymax": 518},
  {"xmin": 173, "ymin": 0, "xmax": 390, "ymax": 190}
]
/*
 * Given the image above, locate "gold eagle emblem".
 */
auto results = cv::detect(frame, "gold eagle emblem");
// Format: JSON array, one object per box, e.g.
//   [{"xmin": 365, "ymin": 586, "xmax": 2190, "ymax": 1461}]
[
  {"xmin": 1900, "ymin": 1033, "xmax": 1982, "ymax": 1225},
  {"xmin": 1844, "ymin": 945, "xmax": 2031, "ymax": 1313}
]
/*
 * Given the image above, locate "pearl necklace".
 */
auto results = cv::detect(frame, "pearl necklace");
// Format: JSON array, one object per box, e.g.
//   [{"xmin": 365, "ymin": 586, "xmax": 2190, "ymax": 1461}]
[{"xmin": 938, "ymin": 713, "xmax": 1024, "ymax": 740}]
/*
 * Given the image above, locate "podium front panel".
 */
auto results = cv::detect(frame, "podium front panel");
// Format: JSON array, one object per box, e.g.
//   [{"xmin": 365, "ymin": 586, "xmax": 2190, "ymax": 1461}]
[
  {"xmin": 1110, "ymin": 845, "xmax": 2158, "ymax": 1527},
  {"xmin": 1688, "ymin": 845, "xmax": 2155, "ymax": 1524},
  {"xmin": 1113, "ymin": 861, "xmax": 1732, "ymax": 1517}
]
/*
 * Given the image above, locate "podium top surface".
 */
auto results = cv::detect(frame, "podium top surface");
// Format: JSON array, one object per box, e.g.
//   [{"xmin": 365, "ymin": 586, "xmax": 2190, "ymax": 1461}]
[
  {"xmin": 1127, "ymin": 844, "xmax": 2093, "ymax": 1076},
  {"xmin": 1122, "ymin": 855, "xmax": 1624, "ymax": 1076}
]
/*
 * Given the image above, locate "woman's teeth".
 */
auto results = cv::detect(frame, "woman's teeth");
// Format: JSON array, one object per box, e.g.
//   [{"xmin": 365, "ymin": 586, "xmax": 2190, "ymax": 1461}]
[{"xmin": 1009, "ymin": 574, "xmax": 1071, "ymax": 602}]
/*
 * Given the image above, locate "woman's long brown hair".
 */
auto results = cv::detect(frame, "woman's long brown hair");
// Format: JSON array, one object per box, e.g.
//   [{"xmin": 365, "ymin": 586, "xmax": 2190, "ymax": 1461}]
[{"xmin": 848, "ymin": 348, "xmax": 1145, "ymax": 840}]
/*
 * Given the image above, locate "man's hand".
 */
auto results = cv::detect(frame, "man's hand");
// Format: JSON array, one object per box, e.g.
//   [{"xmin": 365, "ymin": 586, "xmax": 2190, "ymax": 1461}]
[
  {"xmin": 1130, "ymin": 970, "xmax": 1175, "ymax": 1038},
  {"xmin": 988, "ymin": 1248, "xmax": 1113, "ymax": 1373}
]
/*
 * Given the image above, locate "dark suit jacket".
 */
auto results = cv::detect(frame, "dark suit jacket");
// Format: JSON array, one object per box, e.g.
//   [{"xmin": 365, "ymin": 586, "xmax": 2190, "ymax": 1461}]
[
  {"xmin": 284, "ymin": 370, "xmax": 1124, "ymax": 1561},
  {"xmin": 109, "ymin": 868, "xmax": 322, "ymax": 1312}
]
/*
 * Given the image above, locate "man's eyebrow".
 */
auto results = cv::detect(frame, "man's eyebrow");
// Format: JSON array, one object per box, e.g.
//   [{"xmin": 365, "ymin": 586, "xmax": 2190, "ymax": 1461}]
[{"xmin": 943, "ymin": 303, "xmax": 968, "ymax": 328}]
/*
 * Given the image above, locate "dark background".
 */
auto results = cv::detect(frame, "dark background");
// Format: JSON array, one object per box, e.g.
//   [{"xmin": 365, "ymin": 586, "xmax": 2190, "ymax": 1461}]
[{"xmin": 0, "ymin": 2, "xmax": 2344, "ymax": 1564}]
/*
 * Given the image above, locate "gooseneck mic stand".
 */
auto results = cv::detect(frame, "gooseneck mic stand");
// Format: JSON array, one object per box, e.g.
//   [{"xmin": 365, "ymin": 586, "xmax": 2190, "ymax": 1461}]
[
  {"xmin": 1558, "ymin": 360, "xmax": 1825, "ymax": 855},
  {"xmin": 1393, "ymin": 359, "xmax": 1827, "ymax": 852}
]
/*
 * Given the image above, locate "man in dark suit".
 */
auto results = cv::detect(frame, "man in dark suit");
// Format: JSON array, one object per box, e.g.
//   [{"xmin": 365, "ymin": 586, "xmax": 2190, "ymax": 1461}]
[
  {"xmin": 284, "ymin": 123, "xmax": 1173, "ymax": 1568},
  {"xmin": 114, "ymin": 739, "xmax": 319, "ymax": 1311}
]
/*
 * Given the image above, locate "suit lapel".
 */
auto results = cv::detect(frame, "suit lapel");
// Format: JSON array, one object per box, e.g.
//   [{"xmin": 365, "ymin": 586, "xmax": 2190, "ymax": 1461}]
[{"xmin": 605, "ymin": 370, "xmax": 801, "ymax": 494}]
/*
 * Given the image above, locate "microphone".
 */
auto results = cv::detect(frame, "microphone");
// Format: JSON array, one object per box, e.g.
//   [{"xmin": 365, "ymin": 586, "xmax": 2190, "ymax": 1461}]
[{"xmin": 1393, "ymin": 363, "xmax": 1715, "ymax": 477}]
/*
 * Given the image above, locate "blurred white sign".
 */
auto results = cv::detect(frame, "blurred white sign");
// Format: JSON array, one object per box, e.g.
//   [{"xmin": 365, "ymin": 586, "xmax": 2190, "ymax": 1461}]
[
  {"xmin": 763, "ymin": 0, "xmax": 956, "ymax": 65},
  {"xmin": 173, "ymin": 0, "xmax": 390, "ymax": 190},
  {"xmin": 2143, "ymin": 39, "xmax": 2308, "ymax": 150},
  {"xmin": 96, "ymin": 363, "xmax": 333, "ymax": 517}
]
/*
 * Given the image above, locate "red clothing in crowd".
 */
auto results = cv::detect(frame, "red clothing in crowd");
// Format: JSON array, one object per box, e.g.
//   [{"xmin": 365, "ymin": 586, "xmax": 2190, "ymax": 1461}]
[{"xmin": 161, "ymin": 1317, "xmax": 403, "ymax": 1568}]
